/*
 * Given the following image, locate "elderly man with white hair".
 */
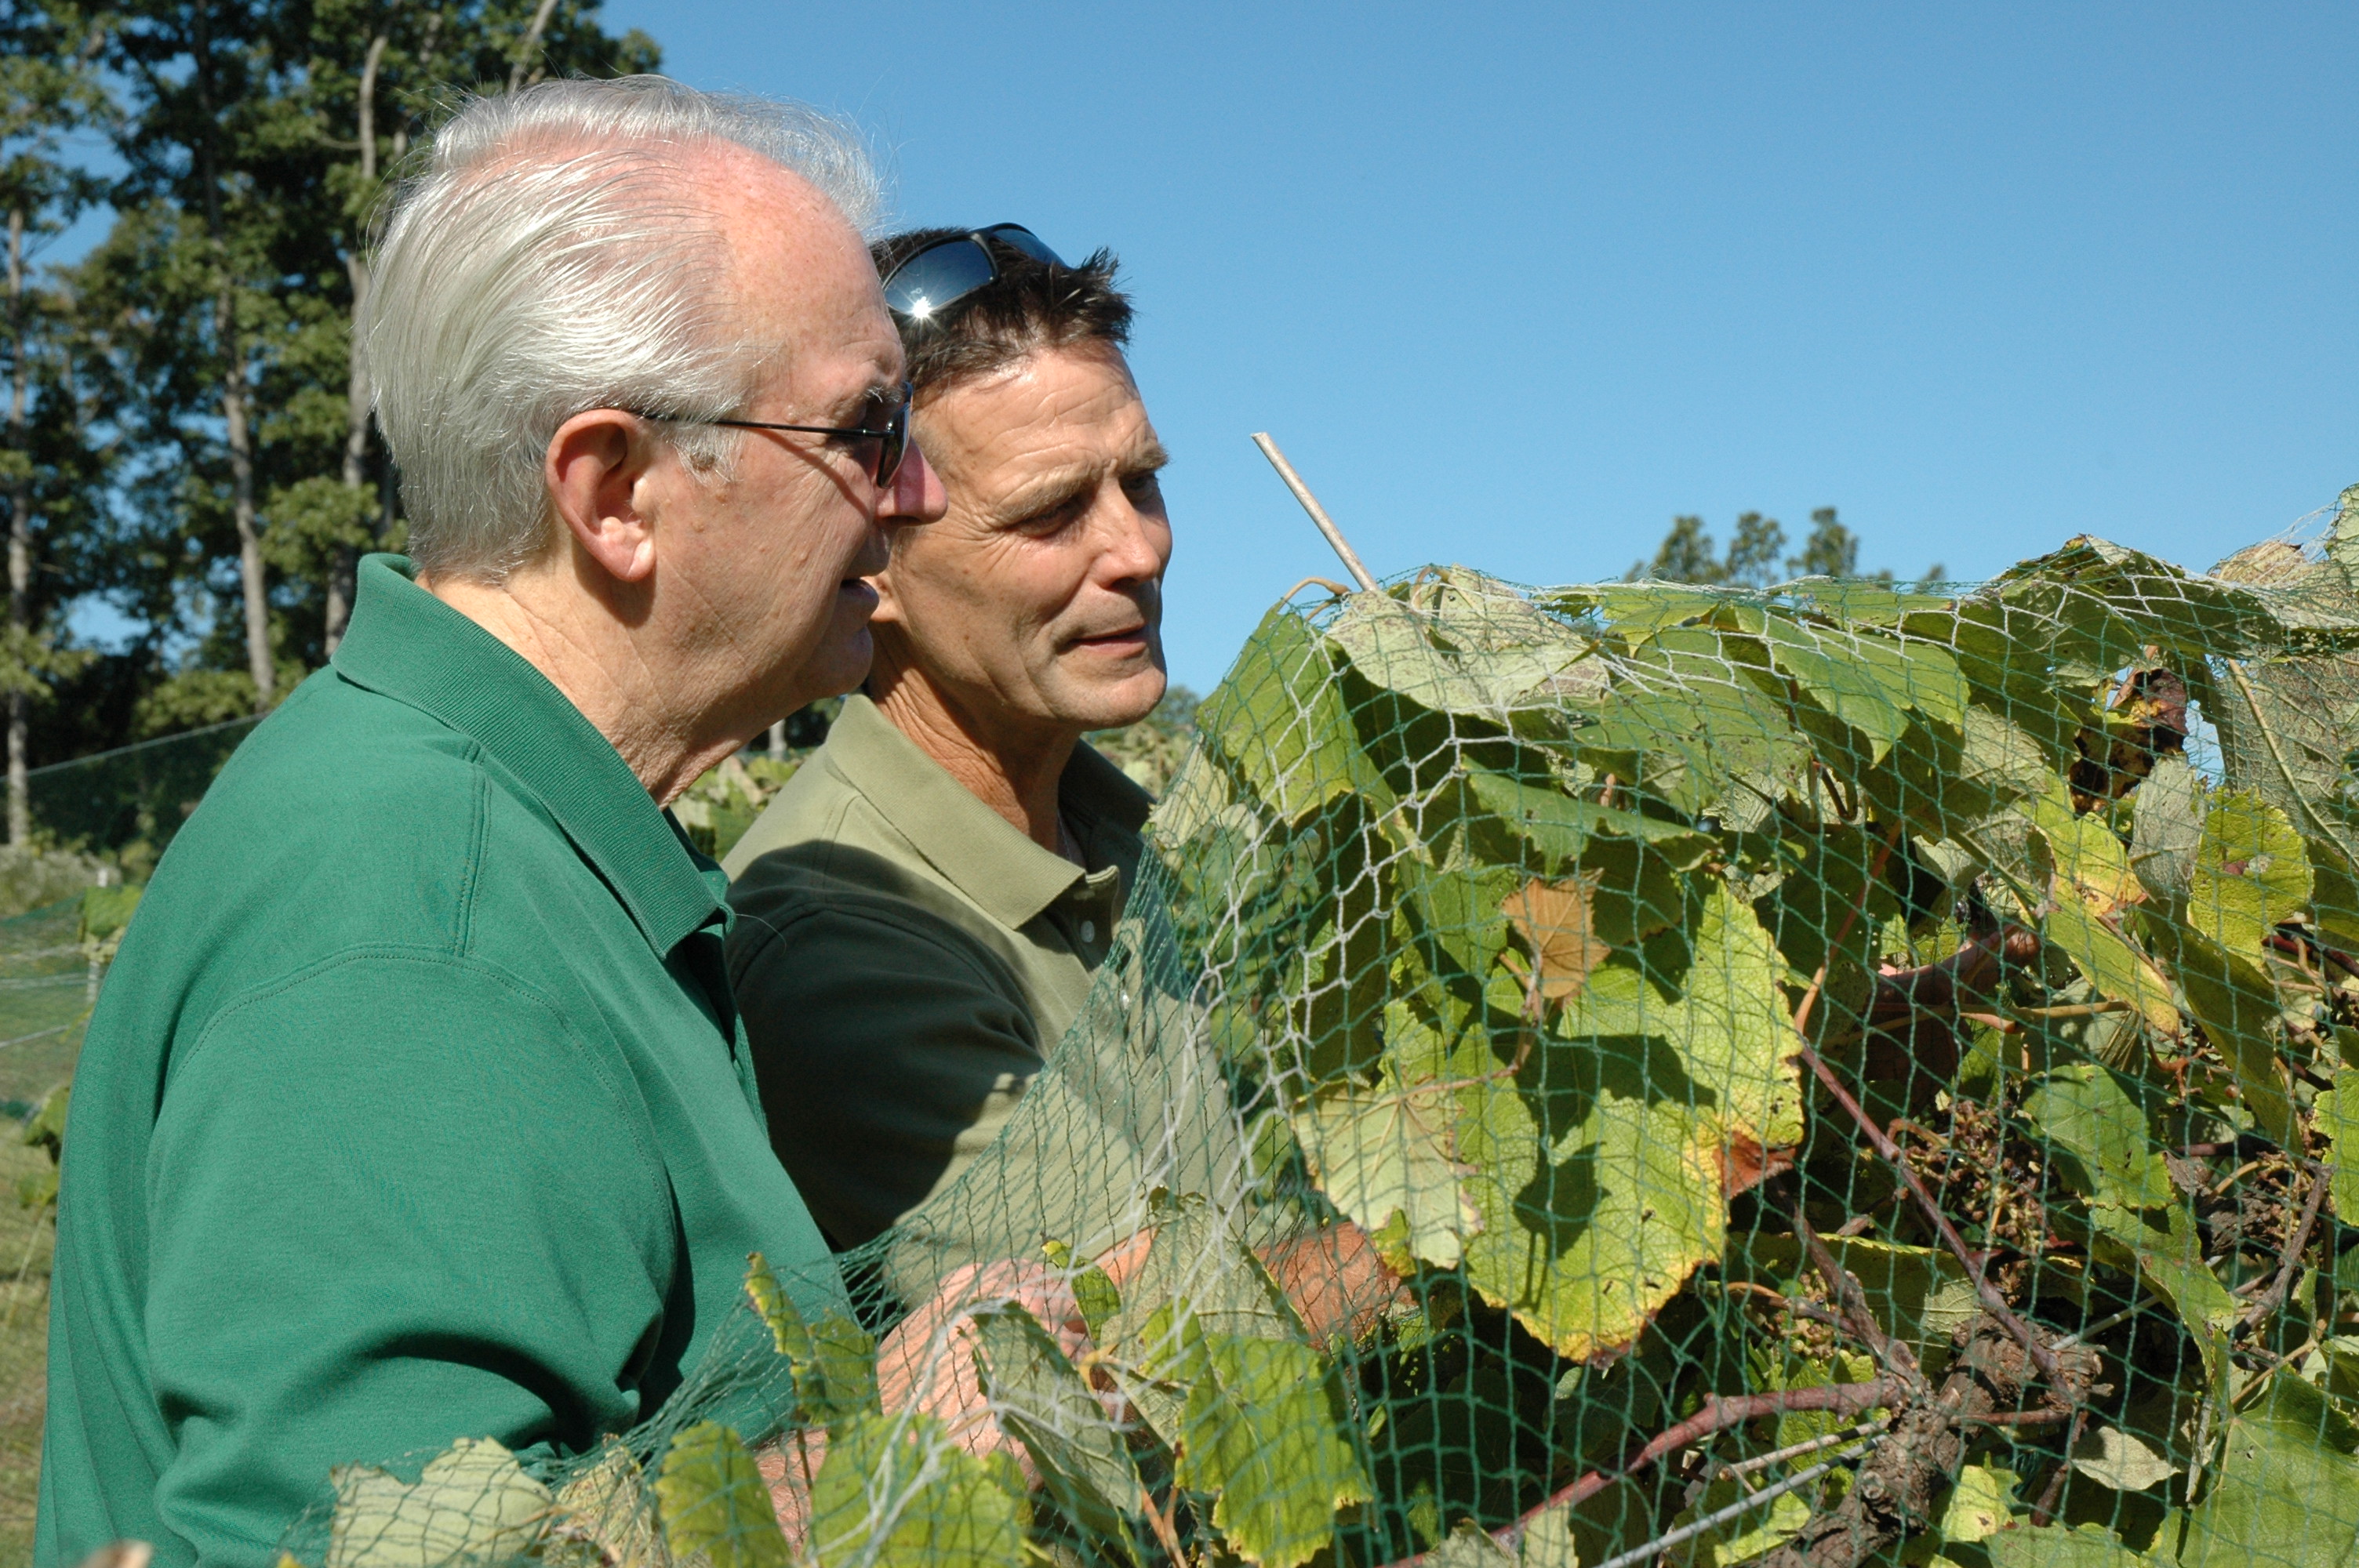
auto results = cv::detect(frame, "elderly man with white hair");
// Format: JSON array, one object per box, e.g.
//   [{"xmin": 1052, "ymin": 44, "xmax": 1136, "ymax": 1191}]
[{"xmin": 37, "ymin": 77, "xmax": 943, "ymax": 1568}]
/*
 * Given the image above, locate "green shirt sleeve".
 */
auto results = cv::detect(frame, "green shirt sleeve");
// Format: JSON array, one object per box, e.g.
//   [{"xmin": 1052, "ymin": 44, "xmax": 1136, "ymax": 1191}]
[
  {"xmin": 143, "ymin": 952, "xmax": 676, "ymax": 1567},
  {"xmin": 728, "ymin": 890, "xmax": 1041, "ymax": 1252}
]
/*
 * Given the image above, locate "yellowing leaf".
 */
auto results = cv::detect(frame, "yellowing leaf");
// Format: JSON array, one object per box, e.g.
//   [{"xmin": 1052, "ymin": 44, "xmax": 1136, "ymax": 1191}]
[
  {"xmin": 2030, "ymin": 782, "xmax": 2146, "ymax": 916},
  {"xmin": 805, "ymin": 1411, "xmax": 1029, "ymax": 1568},
  {"xmin": 1940, "ymin": 1463, "xmax": 2021, "ymax": 1542},
  {"xmin": 1143, "ymin": 1309, "xmax": 1372, "ymax": 1568},
  {"xmin": 328, "ymin": 1437, "xmax": 553, "ymax": 1568},
  {"xmin": 656, "ymin": 1422, "xmax": 789, "ymax": 1568},
  {"xmin": 2044, "ymin": 891, "xmax": 2179, "ymax": 1033},
  {"xmin": 1294, "ymin": 1081, "xmax": 1482, "ymax": 1268},
  {"xmin": 2190, "ymin": 789, "xmax": 2313, "ymax": 960},
  {"xmin": 1458, "ymin": 882, "xmax": 1802, "ymax": 1359},
  {"xmin": 1501, "ymin": 875, "xmax": 1607, "ymax": 1006},
  {"xmin": 742, "ymin": 1253, "xmax": 878, "ymax": 1426},
  {"xmin": 2317, "ymin": 1079, "xmax": 2359, "ymax": 1223}
]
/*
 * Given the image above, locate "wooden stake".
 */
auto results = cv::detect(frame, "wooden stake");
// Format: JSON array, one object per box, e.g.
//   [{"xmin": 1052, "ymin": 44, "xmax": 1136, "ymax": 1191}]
[{"xmin": 1251, "ymin": 433, "xmax": 1380, "ymax": 592}]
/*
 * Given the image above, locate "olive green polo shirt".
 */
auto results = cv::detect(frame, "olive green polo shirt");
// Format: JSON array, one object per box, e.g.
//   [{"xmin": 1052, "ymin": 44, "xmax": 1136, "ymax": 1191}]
[
  {"xmin": 725, "ymin": 698, "xmax": 1254, "ymax": 1301},
  {"xmin": 38, "ymin": 555, "xmax": 841, "ymax": 1568}
]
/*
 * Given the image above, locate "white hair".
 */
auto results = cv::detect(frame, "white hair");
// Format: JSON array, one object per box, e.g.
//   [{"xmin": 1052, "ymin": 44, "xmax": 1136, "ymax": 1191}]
[{"xmin": 362, "ymin": 75, "xmax": 885, "ymax": 581}]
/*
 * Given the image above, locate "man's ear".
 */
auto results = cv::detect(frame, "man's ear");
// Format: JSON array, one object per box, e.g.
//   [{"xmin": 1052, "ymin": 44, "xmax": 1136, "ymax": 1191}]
[{"xmin": 546, "ymin": 409, "xmax": 660, "ymax": 583}]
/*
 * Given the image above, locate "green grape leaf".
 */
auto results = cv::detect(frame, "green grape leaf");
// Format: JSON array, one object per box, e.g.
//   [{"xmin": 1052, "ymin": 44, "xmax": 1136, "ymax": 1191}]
[
  {"xmin": 1142, "ymin": 1309, "xmax": 1372, "ymax": 1568},
  {"xmin": 969, "ymin": 1302, "xmax": 1145, "ymax": 1559},
  {"xmin": 1198, "ymin": 608, "xmax": 1392, "ymax": 823},
  {"xmin": 2082, "ymin": 1195, "xmax": 2237, "ymax": 1392},
  {"xmin": 742, "ymin": 1253, "xmax": 879, "ymax": 1425},
  {"xmin": 1099, "ymin": 1194, "xmax": 1303, "ymax": 1443},
  {"xmin": 1728, "ymin": 1234, "xmax": 1982, "ymax": 1365},
  {"xmin": 2179, "ymin": 1378, "xmax": 2359, "ymax": 1568},
  {"xmin": 2316, "ymin": 1077, "xmax": 2359, "ymax": 1222},
  {"xmin": 1983, "ymin": 1523, "xmax": 2158, "ymax": 1568},
  {"xmin": 2022, "ymin": 1065, "xmax": 2175, "ymax": 1210},
  {"xmin": 2044, "ymin": 892, "xmax": 2180, "ymax": 1034},
  {"xmin": 2130, "ymin": 755, "xmax": 2207, "ymax": 902},
  {"xmin": 1292, "ymin": 1080, "xmax": 1481, "ymax": 1268},
  {"xmin": 327, "ymin": 1437, "xmax": 553, "ymax": 1568},
  {"xmin": 2189, "ymin": 788, "xmax": 2312, "ymax": 960},
  {"xmin": 1428, "ymin": 1523, "xmax": 1517, "ymax": 1567},
  {"xmin": 1327, "ymin": 592, "xmax": 1595, "ymax": 715},
  {"xmin": 1042, "ymin": 1239, "xmax": 1123, "ymax": 1338},
  {"xmin": 2069, "ymin": 1425, "xmax": 2178, "ymax": 1493},
  {"xmin": 656, "ymin": 1422, "xmax": 789, "ymax": 1568},
  {"xmin": 2146, "ymin": 916, "xmax": 2297, "ymax": 1150},
  {"xmin": 805, "ymin": 1411, "xmax": 1029, "ymax": 1568},
  {"xmin": 1466, "ymin": 766, "xmax": 1714, "ymax": 872},
  {"xmin": 1456, "ymin": 880, "xmax": 1801, "ymax": 1358}
]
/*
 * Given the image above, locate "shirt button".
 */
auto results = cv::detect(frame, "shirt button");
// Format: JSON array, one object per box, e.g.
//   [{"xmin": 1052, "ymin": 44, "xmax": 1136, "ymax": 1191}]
[{"xmin": 1081, "ymin": 920, "xmax": 1096, "ymax": 944}]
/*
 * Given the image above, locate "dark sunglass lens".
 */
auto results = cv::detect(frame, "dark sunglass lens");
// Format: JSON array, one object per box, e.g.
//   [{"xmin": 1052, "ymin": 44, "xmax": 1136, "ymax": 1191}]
[
  {"xmin": 982, "ymin": 224, "xmax": 1067, "ymax": 268},
  {"xmin": 871, "ymin": 387, "xmax": 911, "ymax": 488},
  {"xmin": 883, "ymin": 239, "xmax": 995, "ymax": 321}
]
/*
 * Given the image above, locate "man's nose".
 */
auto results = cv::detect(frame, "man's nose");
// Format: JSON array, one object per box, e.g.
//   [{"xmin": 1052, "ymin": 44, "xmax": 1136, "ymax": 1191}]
[
  {"xmin": 1096, "ymin": 489, "xmax": 1169, "ymax": 586},
  {"xmin": 878, "ymin": 446, "xmax": 946, "ymax": 524}
]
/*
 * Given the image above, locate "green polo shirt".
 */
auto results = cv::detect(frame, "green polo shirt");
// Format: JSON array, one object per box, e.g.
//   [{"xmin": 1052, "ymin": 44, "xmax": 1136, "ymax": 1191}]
[
  {"xmin": 725, "ymin": 697, "xmax": 1253, "ymax": 1301},
  {"xmin": 38, "ymin": 555, "xmax": 841, "ymax": 1568}
]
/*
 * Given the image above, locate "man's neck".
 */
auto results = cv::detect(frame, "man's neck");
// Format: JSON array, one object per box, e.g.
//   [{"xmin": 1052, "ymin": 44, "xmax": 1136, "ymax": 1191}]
[
  {"xmin": 424, "ymin": 569, "xmax": 740, "ymax": 808},
  {"xmin": 871, "ymin": 674, "xmax": 1080, "ymax": 854}
]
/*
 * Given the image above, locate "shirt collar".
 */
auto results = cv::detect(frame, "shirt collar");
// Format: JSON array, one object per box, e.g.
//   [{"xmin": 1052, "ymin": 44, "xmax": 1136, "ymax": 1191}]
[
  {"xmin": 332, "ymin": 554, "xmax": 724, "ymax": 956},
  {"xmin": 822, "ymin": 695, "xmax": 1147, "ymax": 931}
]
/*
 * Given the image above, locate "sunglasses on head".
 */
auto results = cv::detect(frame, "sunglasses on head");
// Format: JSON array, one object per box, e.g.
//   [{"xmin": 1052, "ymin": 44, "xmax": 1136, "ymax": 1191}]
[
  {"xmin": 881, "ymin": 224, "xmax": 1067, "ymax": 324},
  {"xmin": 634, "ymin": 381, "xmax": 914, "ymax": 491}
]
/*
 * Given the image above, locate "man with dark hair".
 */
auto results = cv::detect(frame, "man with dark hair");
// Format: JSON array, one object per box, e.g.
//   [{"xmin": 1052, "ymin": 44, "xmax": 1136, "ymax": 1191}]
[
  {"xmin": 722, "ymin": 226, "xmax": 1176, "ymax": 1268},
  {"xmin": 723, "ymin": 229, "xmax": 1401, "ymax": 1338}
]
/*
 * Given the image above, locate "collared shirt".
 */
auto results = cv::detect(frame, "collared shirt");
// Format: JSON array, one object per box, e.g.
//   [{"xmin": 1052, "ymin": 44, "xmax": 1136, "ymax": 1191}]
[
  {"xmin": 38, "ymin": 556, "xmax": 841, "ymax": 1568},
  {"xmin": 722, "ymin": 696, "xmax": 1149, "ymax": 1258}
]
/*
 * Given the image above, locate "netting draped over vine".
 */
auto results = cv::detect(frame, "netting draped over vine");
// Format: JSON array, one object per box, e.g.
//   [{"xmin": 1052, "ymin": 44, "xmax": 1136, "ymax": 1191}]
[{"xmin": 300, "ymin": 502, "xmax": 2359, "ymax": 1568}]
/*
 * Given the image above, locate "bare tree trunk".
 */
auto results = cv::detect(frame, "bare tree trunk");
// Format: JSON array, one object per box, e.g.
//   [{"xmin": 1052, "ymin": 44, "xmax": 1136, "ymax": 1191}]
[
  {"xmin": 7, "ymin": 209, "xmax": 30, "ymax": 847},
  {"xmin": 767, "ymin": 720, "xmax": 787, "ymax": 759},
  {"xmin": 220, "ymin": 295, "xmax": 271, "ymax": 708},
  {"xmin": 327, "ymin": 30, "xmax": 391, "ymax": 655},
  {"xmin": 194, "ymin": 13, "xmax": 272, "ymax": 710}
]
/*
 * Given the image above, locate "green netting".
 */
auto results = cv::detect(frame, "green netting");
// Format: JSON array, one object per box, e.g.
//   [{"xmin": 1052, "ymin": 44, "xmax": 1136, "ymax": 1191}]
[
  {"xmin": 24, "ymin": 714, "xmax": 263, "ymax": 864},
  {"xmin": 286, "ymin": 505, "xmax": 2359, "ymax": 1568}
]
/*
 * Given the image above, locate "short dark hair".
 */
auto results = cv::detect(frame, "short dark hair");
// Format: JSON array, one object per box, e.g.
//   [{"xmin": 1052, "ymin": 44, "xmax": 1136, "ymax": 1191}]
[{"xmin": 871, "ymin": 227, "xmax": 1133, "ymax": 399}]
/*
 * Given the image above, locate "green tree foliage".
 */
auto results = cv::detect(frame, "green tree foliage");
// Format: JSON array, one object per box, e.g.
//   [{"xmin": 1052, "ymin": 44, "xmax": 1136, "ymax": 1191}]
[
  {"xmin": 1630, "ymin": 505, "xmax": 1942, "ymax": 588},
  {"xmin": 0, "ymin": 2, "xmax": 657, "ymax": 790}
]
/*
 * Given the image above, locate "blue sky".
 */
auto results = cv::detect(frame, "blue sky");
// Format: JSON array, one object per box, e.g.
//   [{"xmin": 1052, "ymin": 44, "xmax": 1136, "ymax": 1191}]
[
  {"xmin": 602, "ymin": 2, "xmax": 2358, "ymax": 692},
  {"xmin": 76, "ymin": 3, "xmax": 2356, "ymax": 693}
]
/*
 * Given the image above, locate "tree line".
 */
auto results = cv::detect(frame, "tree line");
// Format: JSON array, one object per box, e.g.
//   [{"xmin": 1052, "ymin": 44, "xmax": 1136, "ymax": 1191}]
[
  {"xmin": 0, "ymin": 0, "xmax": 659, "ymax": 845},
  {"xmin": 1627, "ymin": 506, "xmax": 1943, "ymax": 589}
]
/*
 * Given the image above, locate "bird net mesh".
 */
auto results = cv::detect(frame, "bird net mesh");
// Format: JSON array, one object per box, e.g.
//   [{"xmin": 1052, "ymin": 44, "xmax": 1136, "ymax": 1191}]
[{"xmin": 287, "ymin": 498, "xmax": 2359, "ymax": 1568}]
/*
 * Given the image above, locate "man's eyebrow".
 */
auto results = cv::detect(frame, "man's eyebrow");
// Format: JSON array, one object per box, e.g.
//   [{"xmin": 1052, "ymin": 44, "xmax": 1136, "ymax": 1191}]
[
  {"xmin": 1121, "ymin": 439, "xmax": 1172, "ymax": 475},
  {"xmin": 990, "ymin": 466, "xmax": 1099, "ymax": 525}
]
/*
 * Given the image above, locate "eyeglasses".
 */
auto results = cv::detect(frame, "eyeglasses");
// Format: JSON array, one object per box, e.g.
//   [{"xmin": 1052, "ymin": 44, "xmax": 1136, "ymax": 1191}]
[
  {"xmin": 637, "ymin": 381, "xmax": 913, "ymax": 489},
  {"xmin": 881, "ymin": 224, "xmax": 1067, "ymax": 324}
]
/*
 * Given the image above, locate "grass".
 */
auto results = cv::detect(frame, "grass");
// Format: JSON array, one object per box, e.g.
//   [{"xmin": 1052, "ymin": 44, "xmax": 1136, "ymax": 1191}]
[
  {"xmin": 0, "ymin": 899, "xmax": 96, "ymax": 1567},
  {"xmin": 0, "ymin": 1127, "xmax": 54, "ymax": 1566}
]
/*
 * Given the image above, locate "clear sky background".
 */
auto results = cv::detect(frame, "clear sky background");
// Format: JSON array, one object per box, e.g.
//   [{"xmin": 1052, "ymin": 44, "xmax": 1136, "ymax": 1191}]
[{"xmin": 599, "ymin": 2, "xmax": 2357, "ymax": 692}]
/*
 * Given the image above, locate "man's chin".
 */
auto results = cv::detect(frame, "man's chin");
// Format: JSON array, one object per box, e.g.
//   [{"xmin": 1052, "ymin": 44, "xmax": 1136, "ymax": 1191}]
[
  {"xmin": 792, "ymin": 625, "xmax": 874, "ymax": 709},
  {"xmin": 1056, "ymin": 664, "xmax": 1166, "ymax": 733}
]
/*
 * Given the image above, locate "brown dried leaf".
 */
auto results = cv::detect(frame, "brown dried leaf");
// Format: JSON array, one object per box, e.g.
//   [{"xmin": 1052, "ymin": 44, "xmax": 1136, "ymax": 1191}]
[{"xmin": 1500, "ymin": 876, "xmax": 1605, "ymax": 1007}]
